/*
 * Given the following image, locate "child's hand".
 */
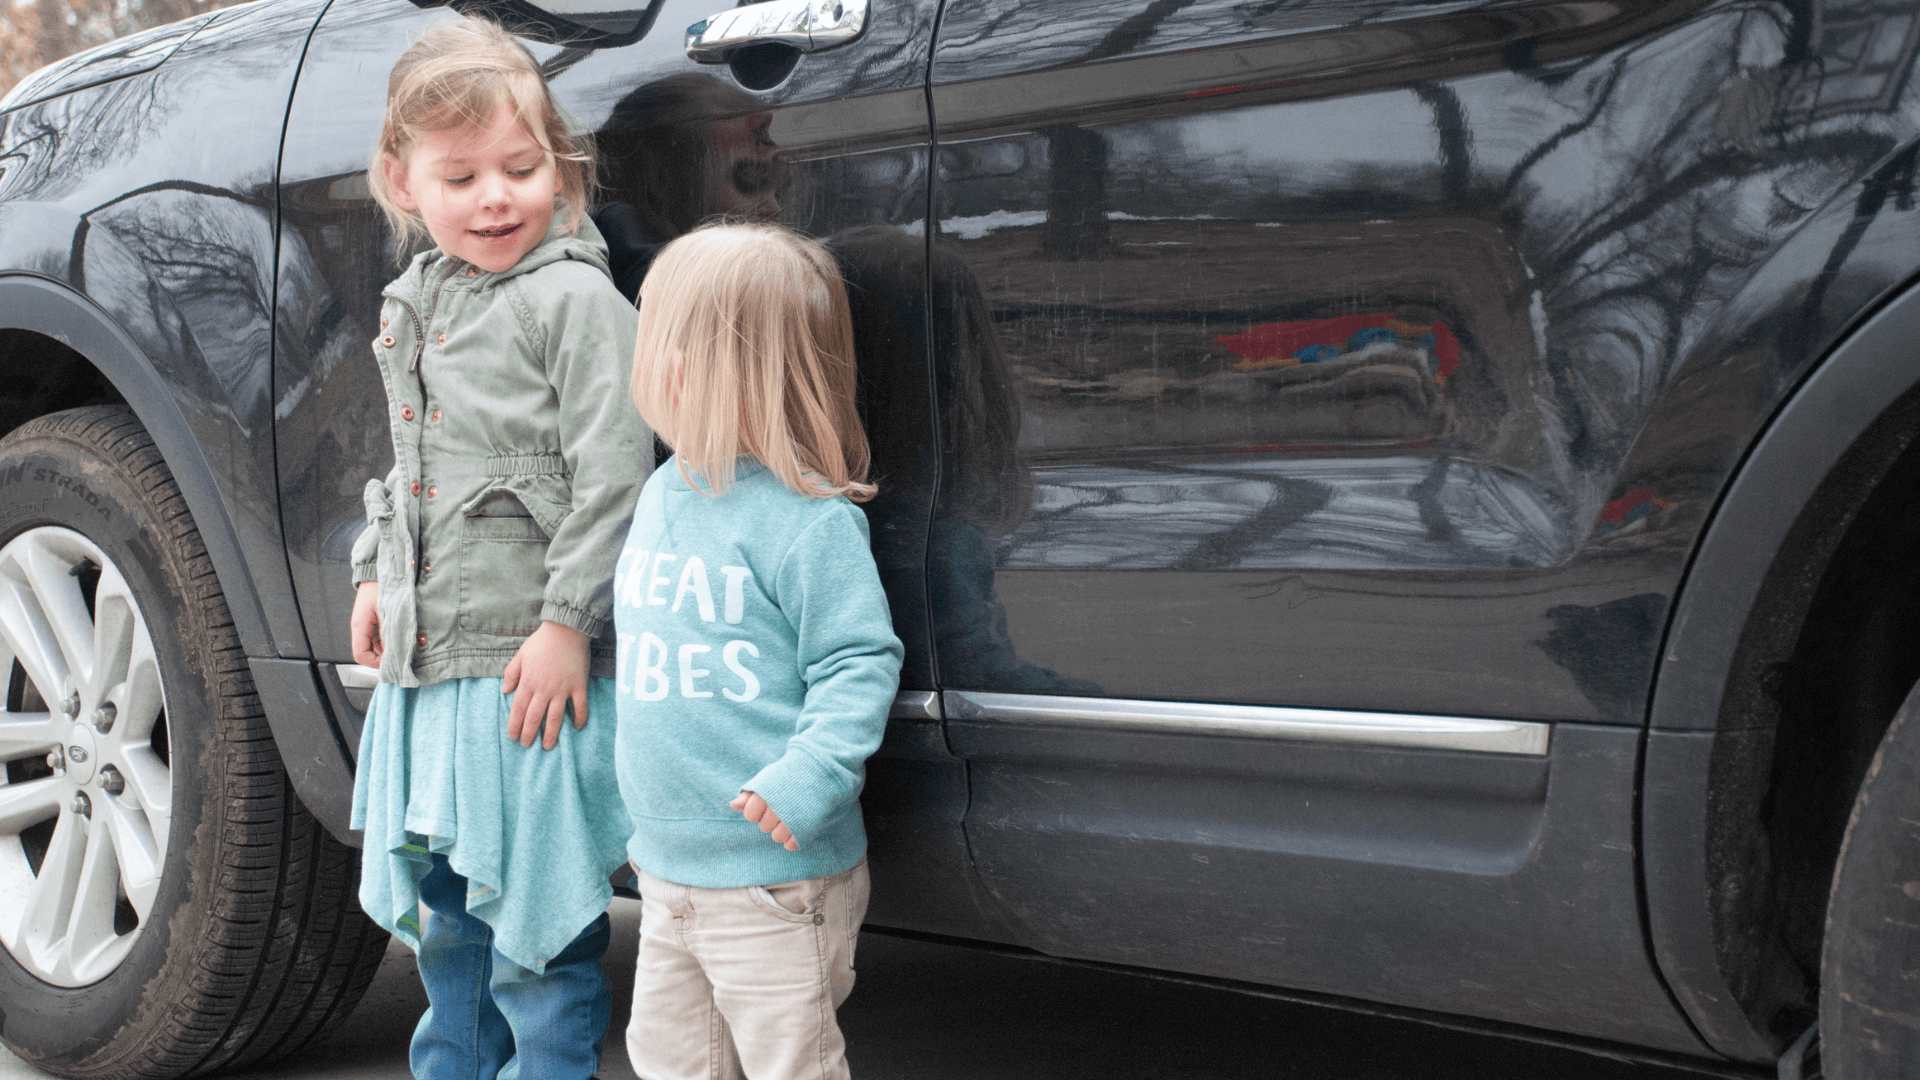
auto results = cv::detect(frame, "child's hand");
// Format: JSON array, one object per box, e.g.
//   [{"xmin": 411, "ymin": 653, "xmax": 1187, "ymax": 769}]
[
  {"xmin": 730, "ymin": 791, "xmax": 799, "ymax": 851},
  {"xmin": 350, "ymin": 581, "xmax": 383, "ymax": 668},
  {"xmin": 502, "ymin": 621, "xmax": 590, "ymax": 749}
]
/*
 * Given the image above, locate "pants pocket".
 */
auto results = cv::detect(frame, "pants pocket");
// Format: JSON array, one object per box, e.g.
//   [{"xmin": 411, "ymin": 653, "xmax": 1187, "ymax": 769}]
[{"xmin": 746, "ymin": 878, "xmax": 822, "ymax": 923}]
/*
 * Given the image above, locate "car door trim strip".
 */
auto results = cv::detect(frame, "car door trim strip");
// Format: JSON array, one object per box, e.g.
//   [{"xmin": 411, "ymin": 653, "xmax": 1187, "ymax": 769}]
[
  {"xmin": 339, "ymin": 668, "xmax": 954, "ymax": 728},
  {"xmin": 889, "ymin": 690, "xmax": 942, "ymax": 721},
  {"xmin": 943, "ymin": 691, "xmax": 1550, "ymax": 756}
]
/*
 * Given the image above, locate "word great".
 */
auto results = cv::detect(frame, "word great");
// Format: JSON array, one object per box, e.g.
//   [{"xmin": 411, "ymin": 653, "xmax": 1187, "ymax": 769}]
[{"xmin": 615, "ymin": 548, "xmax": 761, "ymax": 703}]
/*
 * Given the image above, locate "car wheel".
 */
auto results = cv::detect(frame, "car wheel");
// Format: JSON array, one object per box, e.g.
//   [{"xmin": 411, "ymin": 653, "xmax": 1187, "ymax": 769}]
[
  {"xmin": 0, "ymin": 406, "xmax": 388, "ymax": 1079},
  {"xmin": 1821, "ymin": 674, "xmax": 1920, "ymax": 1078}
]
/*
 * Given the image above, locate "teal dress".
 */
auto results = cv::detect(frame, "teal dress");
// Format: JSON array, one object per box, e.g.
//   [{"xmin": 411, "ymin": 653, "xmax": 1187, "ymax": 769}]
[{"xmin": 351, "ymin": 676, "xmax": 631, "ymax": 973}]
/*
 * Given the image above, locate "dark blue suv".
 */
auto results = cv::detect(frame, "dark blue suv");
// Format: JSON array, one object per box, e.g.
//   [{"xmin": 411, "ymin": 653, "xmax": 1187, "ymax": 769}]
[{"xmin": 2, "ymin": 0, "xmax": 1919, "ymax": 1074}]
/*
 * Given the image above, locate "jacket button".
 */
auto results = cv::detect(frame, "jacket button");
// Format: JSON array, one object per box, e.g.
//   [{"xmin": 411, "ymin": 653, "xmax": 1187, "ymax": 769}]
[
  {"xmin": 423, "ymin": 561, "xmax": 432, "ymax": 574},
  {"xmin": 380, "ymin": 317, "xmax": 389, "ymax": 329},
  {"xmin": 431, "ymin": 409, "xmax": 442, "ymax": 422},
  {"xmin": 380, "ymin": 335, "xmax": 395, "ymax": 348},
  {"xmin": 438, "ymin": 333, "xmax": 447, "ymax": 345},
  {"xmin": 427, "ymin": 485, "xmax": 438, "ymax": 499},
  {"xmin": 416, "ymin": 634, "xmax": 428, "ymax": 647},
  {"xmin": 410, "ymin": 481, "xmax": 422, "ymax": 496},
  {"xmin": 400, "ymin": 406, "xmax": 416, "ymax": 421},
  {"xmin": 467, "ymin": 267, "xmax": 478, "ymax": 277}
]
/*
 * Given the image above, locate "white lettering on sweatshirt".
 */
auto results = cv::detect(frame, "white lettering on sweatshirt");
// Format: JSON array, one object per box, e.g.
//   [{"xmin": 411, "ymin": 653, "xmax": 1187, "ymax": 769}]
[
  {"xmin": 617, "ymin": 544, "xmax": 761, "ymax": 702},
  {"xmin": 672, "ymin": 557, "xmax": 715, "ymax": 622}
]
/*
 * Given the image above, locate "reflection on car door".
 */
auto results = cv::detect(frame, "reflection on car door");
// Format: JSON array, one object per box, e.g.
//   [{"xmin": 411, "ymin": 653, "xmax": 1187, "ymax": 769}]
[
  {"xmin": 273, "ymin": 0, "xmax": 991, "ymax": 935},
  {"xmin": 925, "ymin": 0, "xmax": 1720, "ymax": 1049}
]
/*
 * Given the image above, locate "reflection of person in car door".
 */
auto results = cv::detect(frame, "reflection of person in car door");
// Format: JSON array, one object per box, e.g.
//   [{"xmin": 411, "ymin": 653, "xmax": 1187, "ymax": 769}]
[
  {"xmin": 589, "ymin": 86, "xmax": 1089, "ymax": 692},
  {"xmin": 829, "ymin": 225, "xmax": 1099, "ymax": 694},
  {"xmin": 591, "ymin": 73, "xmax": 787, "ymax": 300}
]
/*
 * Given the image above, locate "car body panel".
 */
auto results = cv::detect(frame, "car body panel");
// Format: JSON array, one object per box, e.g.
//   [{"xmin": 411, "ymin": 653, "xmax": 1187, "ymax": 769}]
[
  {"xmin": 0, "ymin": 13, "xmax": 215, "ymax": 114},
  {"xmin": 1643, "ymin": 281, "xmax": 1920, "ymax": 1058},
  {"xmin": 0, "ymin": 274, "xmax": 279, "ymax": 656},
  {"xmin": 953, "ymin": 716, "xmax": 1705, "ymax": 1051},
  {"xmin": 0, "ymin": 0, "xmax": 331, "ymax": 662},
  {"xmin": 3, "ymin": 0, "xmax": 1919, "ymax": 1061},
  {"xmin": 925, "ymin": 0, "xmax": 1920, "ymax": 724},
  {"xmin": 919, "ymin": 0, "xmax": 1918, "ymax": 1057}
]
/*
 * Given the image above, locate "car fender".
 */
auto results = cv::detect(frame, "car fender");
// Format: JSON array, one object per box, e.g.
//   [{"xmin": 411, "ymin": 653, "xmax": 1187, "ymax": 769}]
[
  {"xmin": 1643, "ymin": 277, "xmax": 1920, "ymax": 1059},
  {"xmin": 0, "ymin": 271, "xmax": 358, "ymax": 840},
  {"xmin": 0, "ymin": 272, "xmax": 276, "ymax": 653}
]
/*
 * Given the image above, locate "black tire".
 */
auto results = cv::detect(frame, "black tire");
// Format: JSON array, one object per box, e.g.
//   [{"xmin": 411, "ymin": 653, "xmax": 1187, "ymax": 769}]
[
  {"xmin": 1821, "ymin": 676, "xmax": 1920, "ymax": 1078},
  {"xmin": 0, "ymin": 406, "xmax": 389, "ymax": 1079}
]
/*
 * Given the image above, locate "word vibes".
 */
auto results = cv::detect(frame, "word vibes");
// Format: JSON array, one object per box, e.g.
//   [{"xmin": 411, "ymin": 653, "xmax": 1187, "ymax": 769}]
[{"xmin": 615, "ymin": 547, "xmax": 761, "ymax": 703}]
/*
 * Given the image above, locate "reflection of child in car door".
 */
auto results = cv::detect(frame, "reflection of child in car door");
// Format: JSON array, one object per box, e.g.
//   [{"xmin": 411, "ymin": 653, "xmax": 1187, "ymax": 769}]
[
  {"xmin": 829, "ymin": 225, "xmax": 1101, "ymax": 695},
  {"xmin": 592, "ymin": 73, "xmax": 788, "ymax": 300},
  {"xmin": 614, "ymin": 221, "xmax": 904, "ymax": 1080},
  {"xmin": 343, "ymin": 17, "xmax": 650, "ymax": 1080}
]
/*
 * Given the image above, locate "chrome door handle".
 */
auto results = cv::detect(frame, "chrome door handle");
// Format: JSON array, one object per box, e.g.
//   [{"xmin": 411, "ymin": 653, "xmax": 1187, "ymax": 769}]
[{"xmin": 685, "ymin": 0, "xmax": 869, "ymax": 62}]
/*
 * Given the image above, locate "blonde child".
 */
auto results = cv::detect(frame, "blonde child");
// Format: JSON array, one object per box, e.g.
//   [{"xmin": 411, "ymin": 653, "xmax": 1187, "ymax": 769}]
[
  {"xmin": 345, "ymin": 18, "xmax": 649, "ymax": 1080},
  {"xmin": 614, "ymin": 222, "xmax": 904, "ymax": 1080}
]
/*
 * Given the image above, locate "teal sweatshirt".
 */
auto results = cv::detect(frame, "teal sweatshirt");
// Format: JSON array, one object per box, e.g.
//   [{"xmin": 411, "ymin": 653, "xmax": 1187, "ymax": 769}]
[{"xmin": 613, "ymin": 457, "xmax": 903, "ymax": 887}]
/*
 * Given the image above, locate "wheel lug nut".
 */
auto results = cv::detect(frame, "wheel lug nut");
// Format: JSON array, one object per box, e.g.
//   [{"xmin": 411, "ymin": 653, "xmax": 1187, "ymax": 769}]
[
  {"xmin": 92, "ymin": 702, "xmax": 117, "ymax": 733},
  {"xmin": 98, "ymin": 766, "xmax": 124, "ymax": 795},
  {"xmin": 61, "ymin": 691, "xmax": 80, "ymax": 718},
  {"xmin": 46, "ymin": 747, "xmax": 64, "ymax": 773},
  {"xmin": 70, "ymin": 791, "xmax": 91, "ymax": 818}
]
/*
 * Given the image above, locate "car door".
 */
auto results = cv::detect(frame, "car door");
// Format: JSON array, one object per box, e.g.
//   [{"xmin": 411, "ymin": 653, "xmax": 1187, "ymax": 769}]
[
  {"xmin": 924, "ymin": 0, "xmax": 1737, "ymax": 1051},
  {"xmin": 272, "ymin": 0, "xmax": 987, "ymax": 933}
]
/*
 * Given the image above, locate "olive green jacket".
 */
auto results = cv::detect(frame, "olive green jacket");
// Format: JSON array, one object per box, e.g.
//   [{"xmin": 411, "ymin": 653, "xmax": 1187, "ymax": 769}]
[{"xmin": 350, "ymin": 214, "xmax": 651, "ymax": 687}]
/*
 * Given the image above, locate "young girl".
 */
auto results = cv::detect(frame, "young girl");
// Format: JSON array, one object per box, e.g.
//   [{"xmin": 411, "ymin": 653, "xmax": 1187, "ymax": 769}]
[
  {"xmin": 345, "ymin": 18, "xmax": 649, "ymax": 1080},
  {"xmin": 615, "ymin": 222, "xmax": 904, "ymax": 1080}
]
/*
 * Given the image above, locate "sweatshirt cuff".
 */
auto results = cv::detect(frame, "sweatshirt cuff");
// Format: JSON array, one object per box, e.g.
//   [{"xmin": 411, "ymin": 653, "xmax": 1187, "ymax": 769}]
[
  {"xmin": 743, "ymin": 744, "xmax": 845, "ymax": 847},
  {"xmin": 541, "ymin": 598, "xmax": 608, "ymax": 639},
  {"xmin": 352, "ymin": 561, "xmax": 379, "ymax": 585}
]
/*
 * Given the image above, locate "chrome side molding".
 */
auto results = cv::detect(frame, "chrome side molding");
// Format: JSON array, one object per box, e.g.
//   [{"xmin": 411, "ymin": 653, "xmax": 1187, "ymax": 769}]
[
  {"xmin": 943, "ymin": 691, "xmax": 1551, "ymax": 756},
  {"xmin": 889, "ymin": 690, "xmax": 942, "ymax": 721},
  {"xmin": 337, "ymin": 668, "xmax": 946, "ymax": 723},
  {"xmin": 333, "ymin": 675, "xmax": 1536, "ymax": 754}
]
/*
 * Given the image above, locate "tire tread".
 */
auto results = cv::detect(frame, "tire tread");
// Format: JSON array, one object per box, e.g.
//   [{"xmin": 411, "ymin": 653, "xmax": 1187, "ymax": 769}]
[{"xmin": 0, "ymin": 407, "xmax": 389, "ymax": 1080}]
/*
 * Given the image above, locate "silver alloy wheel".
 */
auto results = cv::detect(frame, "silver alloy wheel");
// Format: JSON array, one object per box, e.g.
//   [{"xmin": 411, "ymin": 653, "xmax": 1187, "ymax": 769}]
[{"xmin": 0, "ymin": 526, "xmax": 171, "ymax": 987}]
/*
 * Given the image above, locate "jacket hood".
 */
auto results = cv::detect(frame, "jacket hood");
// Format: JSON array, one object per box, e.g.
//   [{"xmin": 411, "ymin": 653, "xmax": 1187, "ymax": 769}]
[{"xmin": 387, "ymin": 200, "xmax": 612, "ymax": 296}]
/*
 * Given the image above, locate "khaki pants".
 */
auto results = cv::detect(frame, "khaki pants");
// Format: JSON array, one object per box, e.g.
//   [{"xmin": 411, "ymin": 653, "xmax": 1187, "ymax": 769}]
[{"xmin": 627, "ymin": 860, "xmax": 870, "ymax": 1080}]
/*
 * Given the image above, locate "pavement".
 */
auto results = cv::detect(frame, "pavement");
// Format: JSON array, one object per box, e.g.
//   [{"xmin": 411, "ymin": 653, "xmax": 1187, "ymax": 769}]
[{"xmin": 2, "ymin": 899, "xmax": 1727, "ymax": 1080}]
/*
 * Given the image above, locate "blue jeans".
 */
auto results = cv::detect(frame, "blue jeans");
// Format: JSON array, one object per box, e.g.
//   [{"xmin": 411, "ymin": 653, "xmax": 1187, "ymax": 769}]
[{"xmin": 412, "ymin": 854, "xmax": 611, "ymax": 1080}]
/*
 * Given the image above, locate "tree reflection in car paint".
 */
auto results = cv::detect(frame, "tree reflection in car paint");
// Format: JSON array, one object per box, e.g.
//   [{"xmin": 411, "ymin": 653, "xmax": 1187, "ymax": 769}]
[{"xmin": 925, "ymin": 0, "xmax": 1920, "ymax": 723}]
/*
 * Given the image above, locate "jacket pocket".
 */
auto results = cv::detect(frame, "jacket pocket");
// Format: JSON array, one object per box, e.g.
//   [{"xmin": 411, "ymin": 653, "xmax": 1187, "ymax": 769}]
[{"xmin": 455, "ymin": 489, "xmax": 551, "ymax": 637}]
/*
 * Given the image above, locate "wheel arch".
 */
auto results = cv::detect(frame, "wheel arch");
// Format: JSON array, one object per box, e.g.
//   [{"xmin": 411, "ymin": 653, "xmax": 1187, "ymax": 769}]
[
  {"xmin": 0, "ymin": 273, "xmax": 273, "ymax": 654},
  {"xmin": 0, "ymin": 274, "xmax": 360, "ymax": 842},
  {"xmin": 1644, "ymin": 275, "xmax": 1920, "ymax": 1060}
]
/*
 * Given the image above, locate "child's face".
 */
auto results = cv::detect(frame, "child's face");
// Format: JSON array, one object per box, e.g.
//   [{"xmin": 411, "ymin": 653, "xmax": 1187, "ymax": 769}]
[{"xmin": 387, "ymin": 104, "xmax": 561, "ymax": 273}]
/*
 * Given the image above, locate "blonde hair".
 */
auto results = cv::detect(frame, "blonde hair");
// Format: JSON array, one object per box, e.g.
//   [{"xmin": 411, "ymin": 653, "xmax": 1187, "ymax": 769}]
[
  {"xmin": 368, "ymin": 17, "xmax": 592, "ymax": 259},
  {"xmin": 632, "ymin": 221, "xmax": 874, "ymax": 503}
]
